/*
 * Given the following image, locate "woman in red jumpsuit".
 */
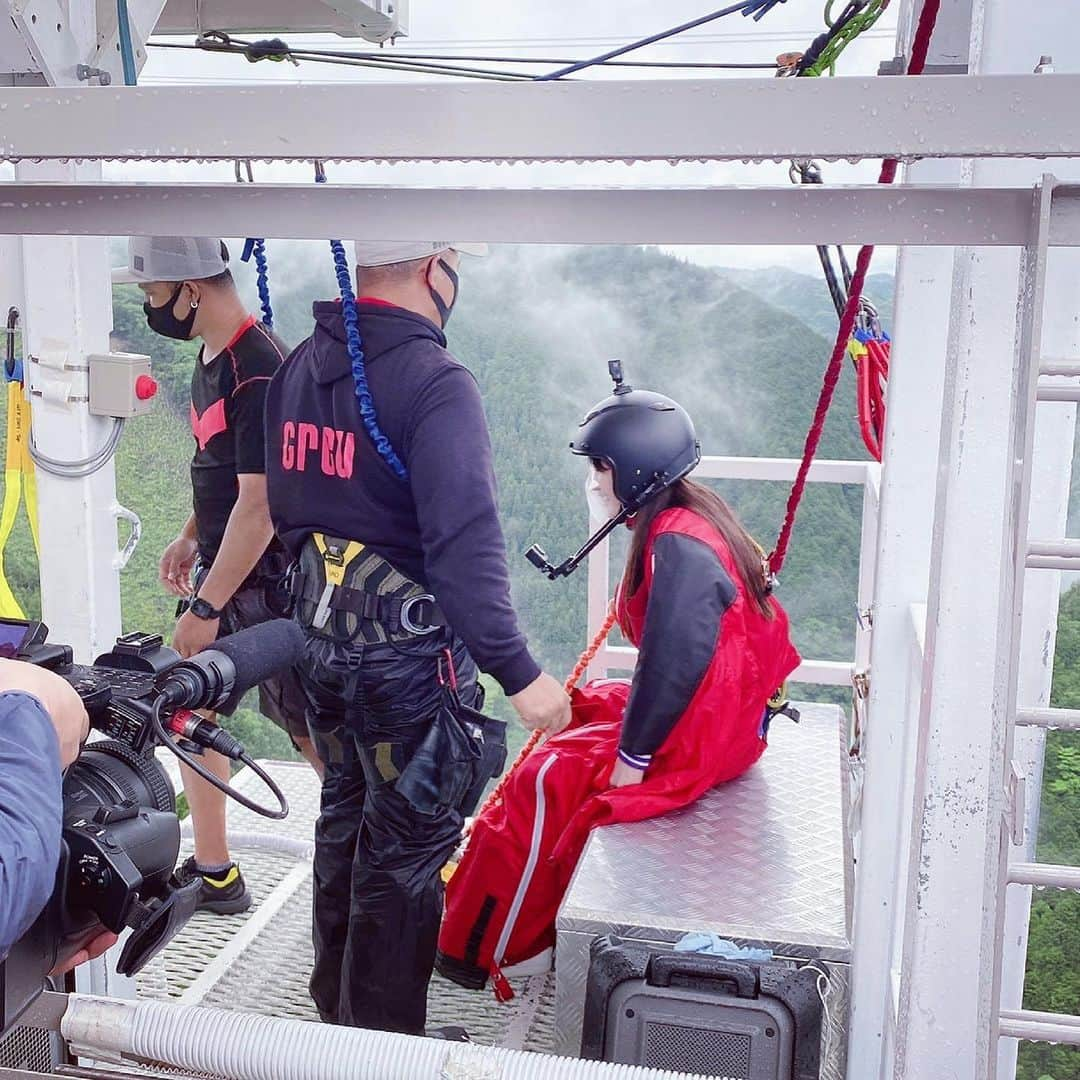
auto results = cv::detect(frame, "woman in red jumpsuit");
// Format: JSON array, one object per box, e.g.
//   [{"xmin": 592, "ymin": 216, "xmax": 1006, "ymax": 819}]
[{"xmin": 437, "ymin": 369, "xmax": 800, "ymax": 994}]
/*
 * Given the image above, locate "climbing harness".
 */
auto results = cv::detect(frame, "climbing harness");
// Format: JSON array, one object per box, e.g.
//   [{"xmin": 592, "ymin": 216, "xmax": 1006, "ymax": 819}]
[
  {"xmin": 236, "ymin": 161, "xmax": 274, "ymax": 330},
  {"xmin": 313, "ymin": 161, "xmax": 409, "ymax": 481},
  {"xmin": 0, "ymin": 309, "xmax": 39, "ymax": 617},
  {"xmin": 770, "ymin": 0, "xmax": 941, "ymax": 578},
  {"xmin": 289, "ymin": 532, "xmax": 446, "ymax": 642}
]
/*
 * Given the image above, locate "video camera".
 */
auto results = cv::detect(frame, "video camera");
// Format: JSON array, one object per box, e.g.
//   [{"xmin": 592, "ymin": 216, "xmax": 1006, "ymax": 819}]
[{"xmin": 0, "ymin": 616, "xmax": 304, "ymax": 1036}]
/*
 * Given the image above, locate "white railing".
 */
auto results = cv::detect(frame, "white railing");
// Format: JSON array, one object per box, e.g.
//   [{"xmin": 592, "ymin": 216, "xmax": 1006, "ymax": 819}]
[
  {"xmin": 585, "ymin": 455, "xmax": 882, "ymax": 686},
  {"xmin": 883, "ymin": 602, "xmax": 929, "ymax": 1063}
]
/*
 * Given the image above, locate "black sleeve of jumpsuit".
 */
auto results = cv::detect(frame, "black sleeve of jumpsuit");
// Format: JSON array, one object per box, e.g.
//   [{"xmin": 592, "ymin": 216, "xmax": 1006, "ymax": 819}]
[{"xmin": 618, "ymin": 532, "xmax": 737, "ymax": 768}]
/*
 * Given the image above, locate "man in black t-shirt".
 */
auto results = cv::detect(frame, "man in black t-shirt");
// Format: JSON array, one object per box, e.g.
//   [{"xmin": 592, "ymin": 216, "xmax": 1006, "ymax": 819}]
[{"xmin": 113, "ymin": 236, "xmax": 318, "ymax": 915}]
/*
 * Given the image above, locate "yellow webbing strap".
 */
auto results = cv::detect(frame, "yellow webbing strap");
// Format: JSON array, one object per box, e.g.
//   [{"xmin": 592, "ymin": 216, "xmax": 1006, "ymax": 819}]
[
  {"xmin": 767, "ymin": 680, "xmax": 790, "ymax": 712},
  {"xmin": 310, "ymin": 533, "xmax": 366, "ymax": 629},
  {"xmin": 0, "ymin": 379, "xmax": 39, "ymax": 618},
  {"xmin": 312, "ymin": 533, "xmax": 365, "ymax": 587}
]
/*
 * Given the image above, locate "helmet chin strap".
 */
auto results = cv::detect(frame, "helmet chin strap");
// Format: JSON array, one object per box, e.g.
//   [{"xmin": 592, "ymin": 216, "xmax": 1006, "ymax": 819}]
[{"xmin": 525, "ymin": 475, "xmax": 665, "ymax": 580}]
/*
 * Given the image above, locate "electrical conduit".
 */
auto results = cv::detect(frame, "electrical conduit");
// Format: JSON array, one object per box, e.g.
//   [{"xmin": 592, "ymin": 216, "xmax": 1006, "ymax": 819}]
[{"xmin": 61, "ymin": 995, "xmax": 694, "ymax": 1080}]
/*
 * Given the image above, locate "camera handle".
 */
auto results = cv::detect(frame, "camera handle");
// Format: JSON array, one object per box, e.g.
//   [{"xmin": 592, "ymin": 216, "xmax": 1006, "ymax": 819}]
[{"xmin": 146, "ymin": 698, "xmax": 289, "ymax": 820}]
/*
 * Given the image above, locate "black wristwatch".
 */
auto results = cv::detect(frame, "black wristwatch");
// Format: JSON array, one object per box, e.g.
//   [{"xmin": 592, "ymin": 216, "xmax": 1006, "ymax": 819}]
[{"xmin": 188, "ymin": 596, "xmax": 222, "ymax": 621}]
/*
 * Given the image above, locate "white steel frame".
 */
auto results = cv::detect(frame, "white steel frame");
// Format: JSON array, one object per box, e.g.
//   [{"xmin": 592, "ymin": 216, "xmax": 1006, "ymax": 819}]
[
  {"xmin": 1, "ymin": 76, "xmax": 1080, "ymax": 163},
  {"xmin": 4, "ymin": 5, "xmax": 1080, "ymax": 1077},
  {"xmin": 0, "ymin": 182, "xmax": 1062, "ymax": 247}
]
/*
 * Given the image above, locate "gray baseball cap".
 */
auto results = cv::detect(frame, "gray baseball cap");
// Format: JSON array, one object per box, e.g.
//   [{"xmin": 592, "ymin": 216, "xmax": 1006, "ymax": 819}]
[
  {"xmin": 352, "ymin": 241, "xmax": 488, "ymax": 268},
  {"xmin": 112, "ymin": 236, "xmax": 229, "ymax": 284}
]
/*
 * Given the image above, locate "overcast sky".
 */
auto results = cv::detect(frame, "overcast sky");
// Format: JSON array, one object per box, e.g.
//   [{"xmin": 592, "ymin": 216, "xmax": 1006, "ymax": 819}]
[{"xmin": 119, "ymin": 1, "xmax": 902, "ymax": 274}]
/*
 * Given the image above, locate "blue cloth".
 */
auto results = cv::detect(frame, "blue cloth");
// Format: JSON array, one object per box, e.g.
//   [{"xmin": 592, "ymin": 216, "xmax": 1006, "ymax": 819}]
[
  {"xmin": 674, "ymin": 932, "xmax": 773, "ymax": 964},
  {"xmin": 0, "ymin": 691, "xmax": 62, "ymax": 959}
]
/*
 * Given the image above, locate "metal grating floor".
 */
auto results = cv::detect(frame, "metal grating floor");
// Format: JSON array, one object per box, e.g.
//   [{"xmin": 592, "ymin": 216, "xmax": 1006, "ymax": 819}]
[{"xmin": 137, "ymin": 760, "xmax": 557, "ymax": 1054}]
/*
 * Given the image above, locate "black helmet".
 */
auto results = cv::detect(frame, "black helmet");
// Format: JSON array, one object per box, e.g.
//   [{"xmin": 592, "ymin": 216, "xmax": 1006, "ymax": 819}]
[{"xmin": 570, "ymin": 360, "xmax": 701, "ymax": 510}]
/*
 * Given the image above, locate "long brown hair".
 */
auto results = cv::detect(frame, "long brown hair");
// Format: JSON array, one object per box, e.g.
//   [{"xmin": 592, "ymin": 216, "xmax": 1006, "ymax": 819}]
[{"xmin": 621, "ymin": 478, "xmax": 773, "ymax": 617}]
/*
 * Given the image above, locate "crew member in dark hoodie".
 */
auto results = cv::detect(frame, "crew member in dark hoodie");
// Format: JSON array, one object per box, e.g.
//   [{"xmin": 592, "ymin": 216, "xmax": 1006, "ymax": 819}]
[{"xmin": 265, "ymin": 240, "xmax": 571, "ymax": 1035}]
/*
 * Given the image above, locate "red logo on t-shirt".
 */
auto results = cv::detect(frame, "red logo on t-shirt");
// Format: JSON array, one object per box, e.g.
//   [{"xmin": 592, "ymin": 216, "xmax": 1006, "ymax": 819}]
[
  {"xmin": 281, "ymin": 421, "xmax": 355, "ymax": 479},
  {"xmin": 190, "ymin": 399, "xmax": 228, "ymax": 451}
]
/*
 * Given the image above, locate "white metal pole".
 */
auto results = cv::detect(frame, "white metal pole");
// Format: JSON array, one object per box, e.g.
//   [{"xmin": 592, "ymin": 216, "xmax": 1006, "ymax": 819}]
[
  {"xmin": 15, "ymin": 163, "xmax": 125, "ymax": 660},
  {"xmin": 848, "ymin": 0, "xmax": 978, "ymax": 1039},
  {"xmin": 846, "ymin": 156, "xmax": 962, "ymax": 1080},
  {"xmin": 7, "ymin": 2, "xmax": 136, "ymax": 1003}
]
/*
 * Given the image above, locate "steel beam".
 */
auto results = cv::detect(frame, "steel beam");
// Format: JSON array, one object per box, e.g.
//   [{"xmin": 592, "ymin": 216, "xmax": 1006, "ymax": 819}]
[
  {"xmin": 155, "ymin": 0, "xmax": 407, "ymax": 42},
  {"xmin": 1015, "ymin": 707, "xmax": 1080, "ymax": 731},
  {"xmin": 1007, "ymin": 862, "xmax": 1080, "ymax": 890},
  {"xmin": 849, "ymin": 157, "xmax": 963, "ymax": 1080},
  {"xmin": 693, "ymin": 456, "xmax": 873, "ymax": 485},
  {"xmin": 0, "ymin": 75, "xmax": 1079, "ymax": 163},
  {"xmin": 600, "ymin": 645, "xmax": 854, "ymax": 688},
  {"xmin": 999, "ymin": 1009, "xmax": 1080, "ymax": 1048},
  {"xmin": 0, "ymin": 181, "xmax": 1051, "ymax": 247}
]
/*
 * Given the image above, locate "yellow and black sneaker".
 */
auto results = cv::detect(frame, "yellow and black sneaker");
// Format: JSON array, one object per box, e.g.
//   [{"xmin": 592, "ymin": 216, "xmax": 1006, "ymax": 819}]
[{"xmin": 175, "ymin": 857, "xmax": 253, "ymax": 915}]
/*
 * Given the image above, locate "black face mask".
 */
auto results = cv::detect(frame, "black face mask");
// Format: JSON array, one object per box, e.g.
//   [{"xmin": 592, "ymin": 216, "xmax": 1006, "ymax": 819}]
[
  {"xmin": 144, "ymin": 283, "xmax": 197, "ymax": 341},
  {"xmin": 428, "ymin": 258, "xmax": 459, "ymax": 328}
]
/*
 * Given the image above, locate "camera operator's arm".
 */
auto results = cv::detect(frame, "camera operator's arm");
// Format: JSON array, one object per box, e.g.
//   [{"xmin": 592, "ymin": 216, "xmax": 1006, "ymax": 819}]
[{"xmin": 0, "ymin": 663, "xmax": 88, "ymax": 959}]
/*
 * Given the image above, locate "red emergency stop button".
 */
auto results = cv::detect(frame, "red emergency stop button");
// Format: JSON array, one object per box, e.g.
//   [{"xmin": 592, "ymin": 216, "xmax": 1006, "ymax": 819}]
[{"xmin": 135, "ymin": 375, "xmax": 158, "ymax": 401}]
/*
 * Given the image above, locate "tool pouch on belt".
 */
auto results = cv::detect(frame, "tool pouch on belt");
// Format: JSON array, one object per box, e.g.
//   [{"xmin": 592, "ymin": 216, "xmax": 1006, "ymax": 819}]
[
  {"xmin": 396, "ymin": 653, "xmax": 508, "ymax": 818},
  {"xmin": 293, "ymin": 533, "xmax": 445, "ymax": 644}
]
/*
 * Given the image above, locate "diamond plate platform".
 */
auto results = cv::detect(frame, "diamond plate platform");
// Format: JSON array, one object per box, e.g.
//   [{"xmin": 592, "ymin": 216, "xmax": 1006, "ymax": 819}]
[
  {"xmin": 137, "ymin": 759, "xmax": 556, "ymax": 1054},
  {"xmin": 555, "ymin": 703, "xmax": 852, "ymax": 1076},
  {"xmin": 139, "ymin": 708, "xmax": 850, "ymax": 1074}
]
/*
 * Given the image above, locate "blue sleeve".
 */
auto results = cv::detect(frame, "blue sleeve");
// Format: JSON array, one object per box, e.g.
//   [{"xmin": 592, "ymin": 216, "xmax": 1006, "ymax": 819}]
[
  {"xmin": 405, "ymin": 364, "xmax": 541, "ymax": 696},
  {"xmin": 618, "ymin": 533, "xmax": 734, "ymax": 767},
  {"xmin": 0, "ymin": 691, "xmax": 63, "ymax": 959}
]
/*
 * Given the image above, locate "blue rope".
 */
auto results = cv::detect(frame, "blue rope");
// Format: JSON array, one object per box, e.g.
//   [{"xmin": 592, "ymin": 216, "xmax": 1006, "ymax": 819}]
[
  {"xmin": 117, "ymin": 0, "xmax": 138, "ymax": 85},
  {"xmin": 241, "ymin": 238, "xmax": 274, "ymax": 329},
  {"xmin": 315, "ymin": 166, "xmax": 408, "ymax": 480}
]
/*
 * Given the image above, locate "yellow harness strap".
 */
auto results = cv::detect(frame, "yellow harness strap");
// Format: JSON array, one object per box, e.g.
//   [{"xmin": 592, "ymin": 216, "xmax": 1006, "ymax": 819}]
[
  {"xmin": 311, "ymin": 533, "xmax": 365, "ymax": 629},
  {"xmin": 0, "ymin": 378, "xmax": 39, "ymax": 618}
]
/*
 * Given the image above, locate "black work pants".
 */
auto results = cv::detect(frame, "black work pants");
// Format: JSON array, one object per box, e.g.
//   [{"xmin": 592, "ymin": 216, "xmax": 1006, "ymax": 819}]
[{"xmin": 299, "ymin": 630, "xmax": 481, "ymax": 1035}]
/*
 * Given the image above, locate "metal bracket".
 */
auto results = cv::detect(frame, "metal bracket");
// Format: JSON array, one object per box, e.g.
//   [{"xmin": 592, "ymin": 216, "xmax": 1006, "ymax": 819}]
[
  {"xmin": 1008, "ymin": 762, "xmax": 1027, "ymax": 846},
  {"xmin": 853, "ymin": 670, "xmax": 871, "ymax": 700},
  {"xmin": 850, "ymin": 669, "xmax": 870, "ymax": 760},
  {"xmin": 18, "ymin": 989, "xmax": 68, "ymax": 1031},
  {"xmin": 111, "ymin": 502, "xmax": 142, "ymax": 571},
  {"xmin": 29, "ymin": 388, "xmax": 88, "ymax": 404},
  {"xmin": 76, "ymin": 64, "xmax": 111, "ymax": 86},
  {"xmin": 9, "ymin": 0, "xmax": 83, "ymax": 87}
]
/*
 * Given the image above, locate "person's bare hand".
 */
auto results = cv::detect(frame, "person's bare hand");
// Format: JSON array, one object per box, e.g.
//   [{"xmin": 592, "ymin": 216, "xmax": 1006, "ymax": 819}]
[
  {"xmin": 50, "ymin": 930, "xmax": 119, "ymax": 975},
  {"xmin": 159, "ymin": 535, "xmax": 198, "ymax": 598},
  {"xmin": 0, "ymin": 659, "xmax": 88, "ymax": 767},
  {"xmin": 509, "ymin": 672, "xmax": 571, "ymax": 735},
  {"xmin": 609, "ymin": 757, "xmax": 646, "ymax": 789},
  {"xmin": 172, "ymin": 609, "xmax": 219, "ymax": 659}
]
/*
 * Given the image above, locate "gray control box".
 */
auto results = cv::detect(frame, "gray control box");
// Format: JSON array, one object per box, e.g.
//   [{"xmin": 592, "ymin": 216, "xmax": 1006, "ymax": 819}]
[{"xmin": 88, "ymin": 352, "xmax": 157, "ymax": 418}]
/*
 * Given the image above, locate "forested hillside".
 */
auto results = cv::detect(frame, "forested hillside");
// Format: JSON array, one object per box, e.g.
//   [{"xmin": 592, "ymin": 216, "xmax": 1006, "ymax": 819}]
[{"xmin": 1, "ymin": 244, "xmax": 1075, "ymax": 1075}]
